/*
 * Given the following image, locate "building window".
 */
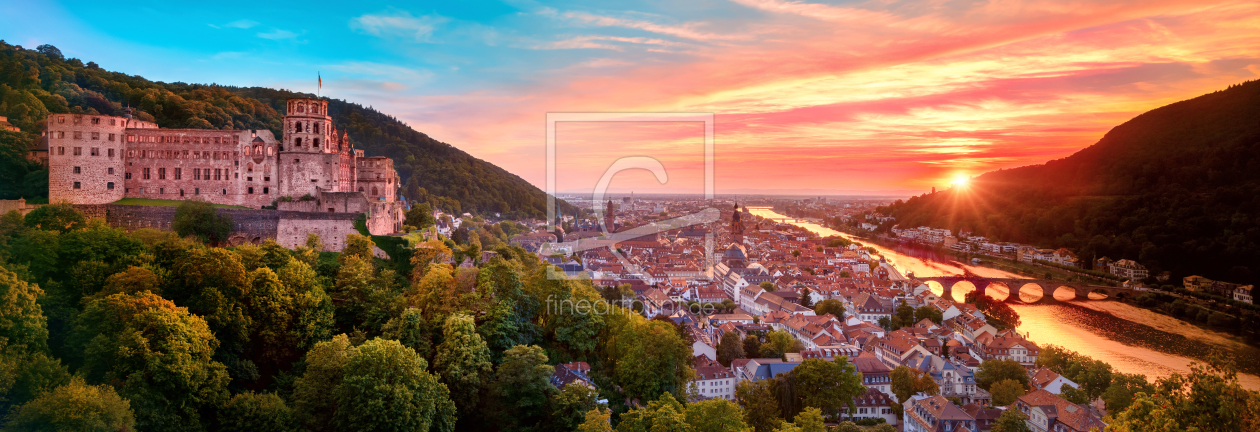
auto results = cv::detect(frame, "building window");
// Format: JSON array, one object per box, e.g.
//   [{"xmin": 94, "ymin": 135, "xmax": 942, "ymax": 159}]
[
  {"xmin": 73, "ymin": 182, "xmax": 80, "ymax": 189},
  {"xmin": 195, "ymin": 188, "xmax": 199, "ymax": 195},
  {"xmin": 263, "ymin": 187, "xmax": 269, "ymax": 194},
  {"xmin": 74, "ymin": 131, "xmax": 82, "ymax": 139},
  {"xmin": 215, "ymin": 169, "xmax": 222, "ymax": 180},
  {"xmin": 160, "ymin": 188, "xmax": 164, "ymax": 194},
  {"xmin": 125, "ymin": 172, "xmax": 132, "ymax": 179},
  {"xmin": 108, "ymin": 148, "xmax": 115, "ymax": 158},
  {"xmin": 74, "ymin": 147, "xmax": 82, "ymax": 156},
  {"xmin": 91, "ymin": 132, "xmax": 100, "ymax": 140},
  {"xmin": 90, "ymin": 147, "xmax": 99, "ymax": 156},
  {"xmin": 92, "ymin": 117, "xmax": 100, "ymax": 125},
  {"xmin": 108, "ymin": 168, "xmax": 114, "ymax": 175},
  {"xmin": 73, "ymin": 166, "xmax": 81, "ymax": 174},
  {"xmin": 248, "ymin": 187, "xmax": 254, "ymax": 194},
  {"xmin": 158, "ymin": 168, "xmax": 166, "ymax": 180},
  {"xmin": 174, "ymin": 168, "xmax": 182, "ymax": 180},
  {"xmin": 194, "ymin": 169, "xmax": 201, "ymax": 180},
  {"xmin": 222, "ymin": 189, "xmax": 227, "ymax": 195},
  {"xmin": 107, "ymin": 182, "xmax": 114, "ymax": 190},
  {"xmin": 143, "ymin": 168, "xmax": 151, "ymax": 180},
  {"xmin": 58, "ymin": 147, "xmax": 64, "ymax": 155},
  {"xmin": 58, "ymin": 116, "xmax": 64, "ymax": 124},
  {"xmin": 108, "ymin": 133, "xmax": 115, "ymax": 141}
]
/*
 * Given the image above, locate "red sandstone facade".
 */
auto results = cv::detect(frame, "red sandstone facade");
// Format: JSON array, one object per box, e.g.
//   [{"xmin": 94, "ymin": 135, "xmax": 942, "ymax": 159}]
[{"xmin": 47, "ymin": 98, "xmax": 399, "ymax": 212}]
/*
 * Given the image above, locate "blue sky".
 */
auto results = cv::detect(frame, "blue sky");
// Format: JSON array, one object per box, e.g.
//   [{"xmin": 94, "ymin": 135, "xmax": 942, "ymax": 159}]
[{"xmin": 4, "ymin": 0, "xmax": 1259, "ymax": 194}]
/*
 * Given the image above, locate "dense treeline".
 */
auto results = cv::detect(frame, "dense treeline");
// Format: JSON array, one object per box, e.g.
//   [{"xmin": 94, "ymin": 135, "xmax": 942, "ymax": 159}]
[
  {"xmin": 0, "ymin": 203, "xmax": 693, "ymax": 431},
  {"xmin": 0, "ymin": 41, "xmax": 573, "ymax": 218},
  {"xmin": 881, "ymin": 80, "xmax": 1260, "ymax": 285}
]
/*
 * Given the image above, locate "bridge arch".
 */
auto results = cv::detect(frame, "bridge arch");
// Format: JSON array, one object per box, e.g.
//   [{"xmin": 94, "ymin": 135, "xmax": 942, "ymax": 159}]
[
  {"xmin": 925, "ymin": 280, "xmax": 946, "ymax": 298},
  {"xmin": 1088, "ymin": 287, "xmax": 1111, "ymax": 300},
  {"xmin": 1015, "ymin": 282, "xmax": 1045, "ymax": 303},
  {"xmin": 1049, "ymin": 285, "xmax": 1077, "ymax": 302},
  {"xmin": 951, "ymin": 281, "xmax": 977, "ymax": 303},
  {"xmin": 981, "ymin": 281, "xmax": 1011, "ymax": 301}
]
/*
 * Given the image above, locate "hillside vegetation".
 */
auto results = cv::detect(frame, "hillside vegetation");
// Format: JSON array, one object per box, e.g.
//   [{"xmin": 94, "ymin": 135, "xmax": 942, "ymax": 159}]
[
  {"xmin": 0, "ymin": 41, "xmax": 573, "ymax": 219},
  {"xmin": 880, "ymin": 80, "xmax": 1260, "ymax": 284}
]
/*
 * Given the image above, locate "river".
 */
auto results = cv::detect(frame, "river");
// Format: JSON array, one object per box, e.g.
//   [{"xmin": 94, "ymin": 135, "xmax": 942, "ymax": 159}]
[{"xmin": 746, "ymin": 207, "xmax": 1260, "ymax": 390}]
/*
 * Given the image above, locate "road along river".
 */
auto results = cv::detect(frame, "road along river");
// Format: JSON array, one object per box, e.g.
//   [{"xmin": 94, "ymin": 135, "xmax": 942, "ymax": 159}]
[{"xmin": 746, "ymin": 207, "xmax": 1260, "ymax": 390}]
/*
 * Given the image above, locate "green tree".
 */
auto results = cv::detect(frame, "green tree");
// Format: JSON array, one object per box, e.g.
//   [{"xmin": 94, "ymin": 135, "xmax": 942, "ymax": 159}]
[
  {"xmin": 219, "ymin": 392, "xmax": 300, "ymax": 432},
  {"xmin": 339, "ymin": 234, "xmax": 375, "ymax": 264},
  {"xmin": 491, "ymin": 345, "xmax": 555, "ymax": 430},
  {"xmin": 172, "ymin": 200, "xmax": 232, "ymax": 244},
  {"xmin": 990, "ymin": 408, "xmax": 1032, "ymax": 432},
  {"xmin": 550, "ymin": 384, "xmax": 602, "ymax": 432},
  {"xmin": 23, "ymin": 203, "xmax": 85, "ymax": 232},
  {"xmin": 759, "ymin": 330, "xmax": 801, "ymax": 359},
  {"xmin": 792, "ymin": 357, "xmax": 864, "ymax": 419},
  {"xmin": 292, "ymin": 334, "xmax": 354, "ymax": 432},
  {"xmin": 0, "ymin": 265, "xmax": 49, "ymax": 353},
  {"xmin": 743, "ymin": 335, "xmax": 762, "ymax": 359},
  {"xmin": 72, "ymin": 292, "xmax": 231, "ymax": 431},
  {"xmin": 893, "ymin": 303, "xmax": 914, "ymax": 329},
  {"xmin": 333, "ymin": 338, "xmax": 457, "ymax": 432},
  {"xmin": 798, "ymin": 289, "xmax": 813, "ymax": 308},
  {"xmin": 1100, "ymin": 372, "xmax": 1154, "ymax": 414},
  {"xmin": 685, "ymin": 398, "xmax": 750, "ymax": 432},
  {"xmin": 382, "ymin": 307, "xmax": 433, "ymax": 359},
  {"xmin": 975, "ymin": 359, "xmax": 1029, "ymax": 391},
  {"xmin": 577, "ymin": 407, "xmax": 613, "ymax": 432},
  {"xmin": 600, "ymin": 311, "xmax": 694, "ymax": 403},
  {"xmin": 717, "ymin": 330, "xmax": 745, "ymax": 366},
  {"xmin": 616, "ymin": 392, "xmax": 691, "ymax": 432},
  {"xmin": 406, "ymin": 203, "xmax": 437, "ymax": 230},
  {"xmin": 791, "ymin": 407, "xmax": 826, "ymax": 432},
  {"xmin": 735, "ymin": 379, "xmax": 782, "ymax": 432},
  {"xmin": 4, "ymin": 377, "xmax": 135, "ymax": 432},
  {"xmin": 760, "ymin": 281, "xmax": 776, "ymax": 292},
  {"xmin": 990, "ymin": 379, "xmax": 1026, "ymax": 406},
  {"xmin": 889, "ymin": 366, "xmax": 939, "ymax": 405},
  {"xmin": 433, "ymin": 313, "xmax": 493, "ymax": 413},
  {"xmin": 813, "ymin": 299, "xmax": 845, "ymax": 318},
  {"xmin": 913, "ymin": 305, "xmax": 943, "ymax": 324}
]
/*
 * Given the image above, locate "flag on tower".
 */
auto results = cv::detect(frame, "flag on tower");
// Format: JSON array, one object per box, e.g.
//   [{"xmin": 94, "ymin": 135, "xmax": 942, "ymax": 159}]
[{"xmin": 318, "ymin": 72, "xmax": 322, "ymax": 94}]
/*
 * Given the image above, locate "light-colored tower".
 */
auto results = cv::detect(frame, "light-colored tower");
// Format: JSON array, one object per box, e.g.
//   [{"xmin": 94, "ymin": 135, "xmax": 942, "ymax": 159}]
[
  {"xmin": 46, "ymin": 112, "xmax": 135, "ymax": 204},
  {"xmin": 278, "ymin": 98, "xmax": 342, "ymax": 197}
]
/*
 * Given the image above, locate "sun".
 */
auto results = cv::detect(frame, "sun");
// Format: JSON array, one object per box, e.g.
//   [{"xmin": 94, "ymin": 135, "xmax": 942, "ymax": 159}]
[{"xmin": 951, "ymin": 175, "xmax": 969, "ymax": 188}]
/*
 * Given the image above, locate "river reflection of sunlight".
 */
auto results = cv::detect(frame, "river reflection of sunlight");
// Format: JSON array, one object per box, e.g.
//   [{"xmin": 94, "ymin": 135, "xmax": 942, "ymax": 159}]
[{"xmin": 745, "ymin": 206, "xmax": 1260, "ymax": 390}]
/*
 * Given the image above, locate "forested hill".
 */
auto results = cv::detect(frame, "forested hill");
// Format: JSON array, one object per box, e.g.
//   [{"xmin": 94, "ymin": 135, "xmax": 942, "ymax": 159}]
[
  {"xmin": 879, "ymin": 80, "xmax": 1260, "ymax": 285},
  {"xmin": 0, "ymin": 41, "xmax": 574, "ymax": 219}
]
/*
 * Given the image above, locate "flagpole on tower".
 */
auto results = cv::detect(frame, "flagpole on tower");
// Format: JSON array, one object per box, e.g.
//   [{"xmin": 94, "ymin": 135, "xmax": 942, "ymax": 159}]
[{"xmin": 318, "ymin": 72, "xmax": 322, "ymax": 97}]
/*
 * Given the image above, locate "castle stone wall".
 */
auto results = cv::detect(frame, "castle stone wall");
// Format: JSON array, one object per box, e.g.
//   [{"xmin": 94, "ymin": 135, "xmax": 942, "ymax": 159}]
[{"xmin": 75, "ymin": 204, "xmax": 365, "ymax": 252}]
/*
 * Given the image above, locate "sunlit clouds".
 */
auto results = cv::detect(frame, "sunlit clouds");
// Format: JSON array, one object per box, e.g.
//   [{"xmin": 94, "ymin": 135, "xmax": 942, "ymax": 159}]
[{"xmin": 8, "ymin": 0, "xmax": 1260, "ymax": 194}]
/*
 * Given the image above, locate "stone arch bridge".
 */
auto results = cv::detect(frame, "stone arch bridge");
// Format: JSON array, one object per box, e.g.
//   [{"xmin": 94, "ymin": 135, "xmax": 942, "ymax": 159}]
[{"xmin": 915, "ymin": 275, "xmax": 1142, "ymax": 303}]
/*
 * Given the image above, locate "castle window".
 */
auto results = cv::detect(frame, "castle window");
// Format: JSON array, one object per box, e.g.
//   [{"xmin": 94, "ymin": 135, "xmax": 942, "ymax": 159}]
[
  {"xmin": 263, "ymin": 187, "xmax": 269, "ymax": 194},
  {"xmin": 128, "ymin": 135, "xmax": 135, "ymax": 142},
  {"xmin": 314, "ymin": 123, "xmax": 320, "ymax": 134},
  {"xmin": 110, "ymin": 119, "xmax": 116, "ymax": 126},
  {"xmin": 254, "ymin": 145, "xmax": 261, "ymax": 155},
  {"xmin": 89, "ymin": 148, "xmax": 99, "ymax": 156},
  {"xmin": 92, "ymin": 117, "xmax": 100, "ymax": 125},
  {"xmin": 73, "ymin": 166, "xmax": 81, "ymax": 174},
  {"xmin": 73, "ymin": 117, "xmax": 80, "ymax": 125},
  {"xmin": 108, "ymin": 149, "xmax": 114, "ymax": 158},
  {"xmin": 194, "ymin": 169, "xmax": 201, "ymax": 180},
  {"xmin": 58, "ymin": 147, "xmax": 64, "ymax": 155},
  {"xmin": 108, "ymin": 168, "xmax": 114, "ymax": 175},
  {"xmin": 126, "ymin": 172, "xmax": 132, "ymax": 179},
  {"xmin": 222, "ymin": 189, "xmax": 227, "ymax": 195},
  {"xmin": 358, "ymin": 187, "xmax": 364, "ymax": 192},
  {"xmin": 160, "ymin": 188, "xmax": 164, "ymax": 194},
  {"xmin": 215, "ymin": 169, "xmax": 222, "ymax": 180},
  {"xmin": 314, "ymin": 138, "xmax": 320, "ymax": 148},
  {"xmin": 295, "ymin": 138, "xmax": 302, "ymax": 147},
  {"xmin": 180, "ymin": 189, "xmax": 184, "ymax": 197},
  {"xmin": 74, "ymin": 147, "xmax": 82, "ymax": 156},
  {"xmin": 248, "ymin": 187, "xmax": 254, "ymax": 194},
  {"xmin": 195, "ymin": 188, "xmax": 199, "ymax": 195},
  {"xmin": 58, "ymin": 132, "xmax": 65, "ymax": 139},
  {"xmin": 159, "ymin": 168, "xmax": 166, "ymax": 180},
  {"xmin": 58, "ymin": 116, "xmax": 64, "ymax": 124},
  {"xmin": 107, "ymin": 182, "xmax": 114, "ymax": 190},
  {"xmin": 73, "ymin": 182, "xmax": 80, "ymax": 189},
  {"xmin": 175, "ymin": 168, "xmax": 182, "ymax": 180},
  {"xmin": 143, "ymin": 168, "xmax": 151, "ymax": 180},
  {"xmin": 91, "ymin": 132, "xmax": 99, "ymax": 140},
  {"xmin": 108, "ymin": 133, "xmax": 115, "ymax": 141}
]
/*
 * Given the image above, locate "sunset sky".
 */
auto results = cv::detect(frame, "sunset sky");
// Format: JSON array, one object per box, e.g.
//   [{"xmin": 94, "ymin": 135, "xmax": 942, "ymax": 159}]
[{"xmin": 5, "ymin": 0, "xmax": 1260, "ymax": 195}]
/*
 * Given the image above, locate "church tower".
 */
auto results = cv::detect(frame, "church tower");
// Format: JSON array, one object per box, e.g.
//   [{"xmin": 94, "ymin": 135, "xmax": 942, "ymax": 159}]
[
  {"xmin": 730, "ymin": 203, "xmax": 745, "ymax": 243},
  {"xmin": 604, "ymin": 200, "xmax": 616, "ymax": 233}
]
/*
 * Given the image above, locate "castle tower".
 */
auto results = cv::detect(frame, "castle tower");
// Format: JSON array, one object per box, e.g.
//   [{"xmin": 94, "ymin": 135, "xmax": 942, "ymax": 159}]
[
  {"xmin": 46, "ymin": 113, "xmax": 133, "ymax": 204},
  {"xmin": 278, "ymin": 98, "xmax": 347, "ymax": 197},
  {"xmin": 604, "ymin": 200, "xmax": 615, "ymax": 233}
]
